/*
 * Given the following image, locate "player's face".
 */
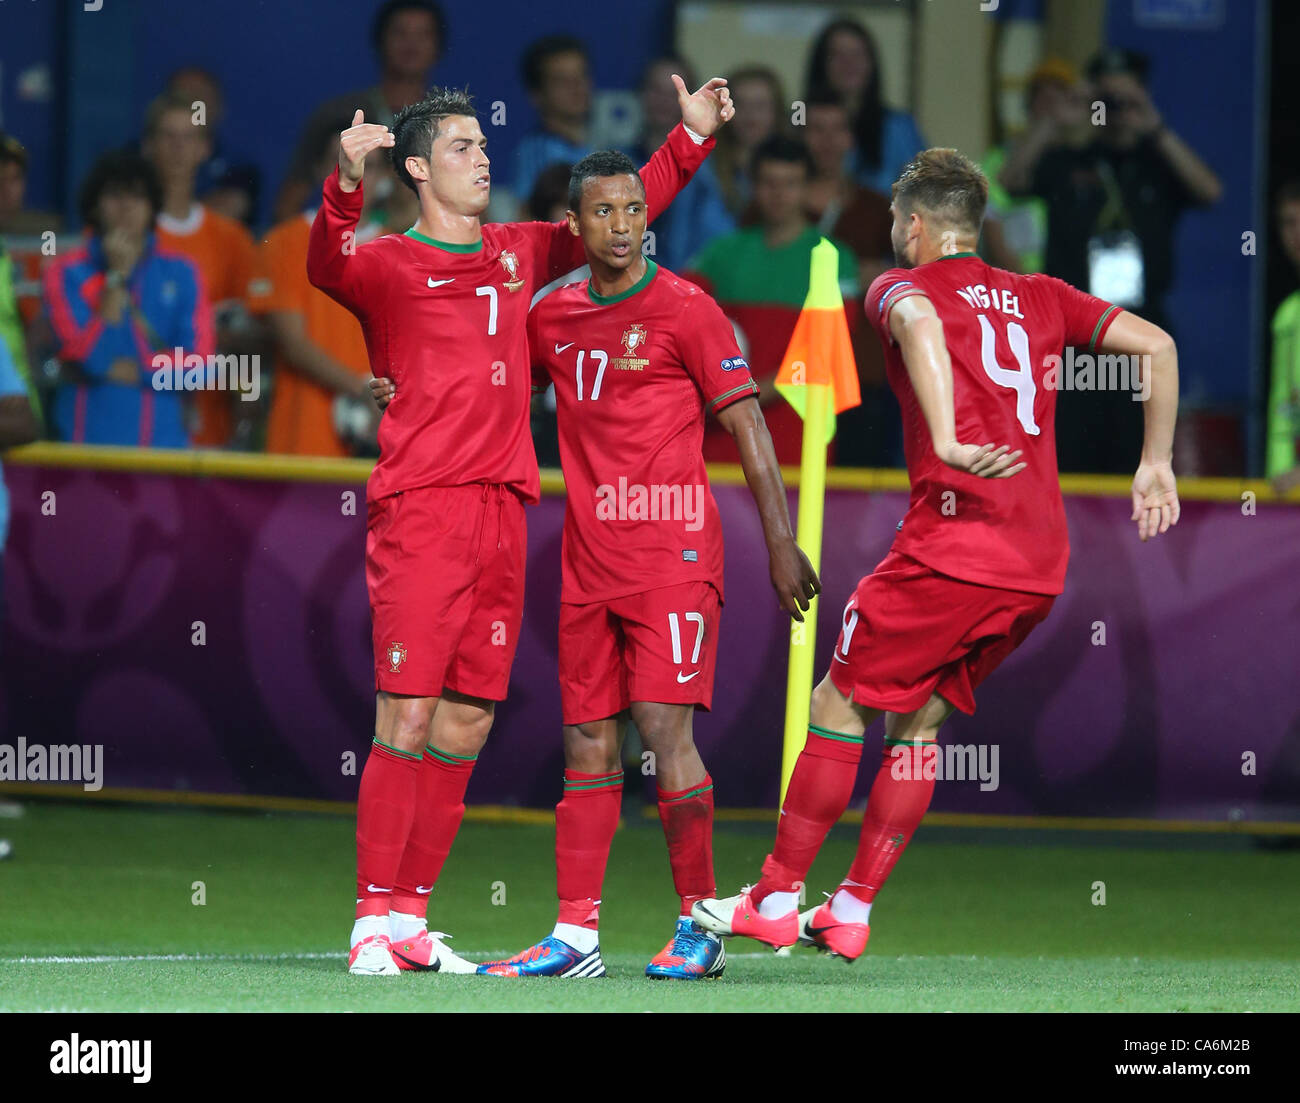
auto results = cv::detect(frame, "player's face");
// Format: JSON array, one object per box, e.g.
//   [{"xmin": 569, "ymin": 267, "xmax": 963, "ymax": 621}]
[
  {"xmin": 1279, "ymin": 199, "xmax": 1300, "ymax": 269},
  {"xmin": 569, "ymin": 174, "xmax": 646, "ymax": 272},
  {"xmin": 423, "ymin": 116, "xmax": 490, "ymax": 217},
  {"xmin": 889, "ymin": 202, "xmax": 919, "ymax": 268}
]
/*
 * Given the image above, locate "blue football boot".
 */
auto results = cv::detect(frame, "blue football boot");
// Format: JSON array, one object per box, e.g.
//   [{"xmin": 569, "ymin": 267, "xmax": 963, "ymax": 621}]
[
  {"xmin": 645, "ymin": 918, "xmax": 726, "ymax": 980},
  {"xmin": 476, "ymin": 935, "xmax": 606, "ymax": 978}
]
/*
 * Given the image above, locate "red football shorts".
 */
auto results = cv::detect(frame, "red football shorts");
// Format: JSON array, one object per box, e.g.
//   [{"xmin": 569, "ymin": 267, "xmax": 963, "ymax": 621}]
[
  {"xmin": 557, "ymin": 580, "xmax": 722, "ymax": 725},
  {"xmin": 366, "ymin": 483, "xmax": 526, "ymax": 700},
  {"xmin": 828, "ymin": 549, "xmax": 1055, "ymax": 716}
]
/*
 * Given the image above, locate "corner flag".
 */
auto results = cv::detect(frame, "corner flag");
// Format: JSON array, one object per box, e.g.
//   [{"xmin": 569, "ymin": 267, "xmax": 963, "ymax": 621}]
[{"xmin": 775, "ymin": 238, "xmax": 861, "ymax": 803}]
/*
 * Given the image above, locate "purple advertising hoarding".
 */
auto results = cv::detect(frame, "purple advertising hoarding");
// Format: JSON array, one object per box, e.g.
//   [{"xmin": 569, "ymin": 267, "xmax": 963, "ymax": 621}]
[{"xmin": 1, "ymin": 457, "xmax": 1297, "ymax": 823}]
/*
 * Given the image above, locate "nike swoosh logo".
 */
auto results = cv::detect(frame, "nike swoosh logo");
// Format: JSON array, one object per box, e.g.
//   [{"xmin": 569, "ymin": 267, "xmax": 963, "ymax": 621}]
[
  {"xmin": 366, "ymin": 885, "xmax": 393, "ymax": 894},
  {"xmin": 676, "ymin": 670, "xmax": 700, "ymax": 683},
  {"xmin": 427, "ymin": 277, "xmax": 455, "ymax": 288},
  {"xmin": 415, "ymin": 886, "xmax": 434, "ymax": 895},
  {"xmin": 832, "ymin": 653, "xmax": 850, "ymax": 664},
  {"xmin": 554, "ymin": 342, "xmax": 575, "ymax": 353}
]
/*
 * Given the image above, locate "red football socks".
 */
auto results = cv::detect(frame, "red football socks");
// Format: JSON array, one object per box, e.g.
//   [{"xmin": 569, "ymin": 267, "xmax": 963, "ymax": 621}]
[
  {"xmin": 656, "ymin": 775, "xmax": 716, "ymax": 916},
  {"xmin": 390, "ymin": 745, "xmax": 478, "ymax": 917},
  {"xmin": 355, "ymin": 739, "xmax": 422, "ymax": 917},
  {"xmin": 555, "ymin": 769, "xmax": 623, "ymax": 928},
  {"xmin": 751, "ymin": 726, "xmax": 864, "ymax": 908},
  {"xmin": 839, "ymin": 740, "xmax": 938, "ymax": 903}
]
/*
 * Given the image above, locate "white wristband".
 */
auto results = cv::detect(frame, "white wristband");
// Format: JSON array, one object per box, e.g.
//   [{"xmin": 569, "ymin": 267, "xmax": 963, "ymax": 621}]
[{"xmin": 683, "ymin": 123, "xmax": 707, "ymax": 145}]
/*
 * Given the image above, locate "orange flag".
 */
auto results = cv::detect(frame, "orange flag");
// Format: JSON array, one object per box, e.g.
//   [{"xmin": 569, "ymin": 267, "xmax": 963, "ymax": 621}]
[{"xmin": 774, "ymin": 238, "xmax": 862, "ymax": 443}]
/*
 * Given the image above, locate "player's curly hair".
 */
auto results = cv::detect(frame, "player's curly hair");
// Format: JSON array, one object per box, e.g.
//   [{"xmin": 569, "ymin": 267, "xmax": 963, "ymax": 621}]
[
  {"xmin": 891, "ymin": 148, "xmax": 988, "ymax": 235},
  {"xmin": 390, "ymin": 86, "xmax": 477, "ymax": 193}
]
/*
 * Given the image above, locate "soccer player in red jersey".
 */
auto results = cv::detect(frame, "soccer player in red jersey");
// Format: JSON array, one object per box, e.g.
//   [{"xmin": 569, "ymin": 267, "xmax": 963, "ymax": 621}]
[
  {"xmin": 306, "ymin": 80, "xmax": 734, "ymax": 976},
  {"xmin": 372, "ymin": 150, "xmax": 820, "ymax": 979},
  {"xmin": 692, "ymin": 148, "xmax": 1181, "ymax": 961}
]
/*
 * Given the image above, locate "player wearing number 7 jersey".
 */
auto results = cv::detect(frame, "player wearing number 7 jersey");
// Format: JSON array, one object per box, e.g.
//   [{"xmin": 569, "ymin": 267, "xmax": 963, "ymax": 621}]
[
  {"xmin": 693, "ymin": 147, "xmax": 1181, "ymax": 962},
  {"xmin": 307, "ymin": 81, "xmax": 734, "ymax": 976}
]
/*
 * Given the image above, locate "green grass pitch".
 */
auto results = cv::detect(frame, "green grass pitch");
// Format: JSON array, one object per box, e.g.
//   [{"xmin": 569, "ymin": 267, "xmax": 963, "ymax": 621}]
[{"xmin": 1, "ymin": 802, "xmax": 1297, "ymax": 1012}]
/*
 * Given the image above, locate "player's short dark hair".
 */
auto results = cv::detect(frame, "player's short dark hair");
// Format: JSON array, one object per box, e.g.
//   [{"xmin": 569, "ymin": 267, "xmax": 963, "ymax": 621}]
[
  {"xmin": 390, "ymin": 86, "xmax": 477, "ymax": 193},
  {"xmin": 751, "ymin": 135, "xmax": 814, "ymax": 180},
  {"xmin": 78, "ymin": 150, "xmax": 162, "ymax": 232},
  {"xmin": 521, "ymin": 34, "xmax": 589, "ymax": 93},
  {"xmin": 567, "ymin": 149, "xmax": 642, "ymax": 213},
  {"xmin": 891, "ymin": 147, "xmax": 988, "ymax": 235},
  {"xmin": 371, "ymin": 0, "xmax": 447, "ymax": 58}
]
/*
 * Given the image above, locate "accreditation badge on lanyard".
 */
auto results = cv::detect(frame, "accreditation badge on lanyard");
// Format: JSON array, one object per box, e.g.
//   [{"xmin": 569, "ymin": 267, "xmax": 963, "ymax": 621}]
[{"xmin": 1087, "ymin": 161, "xmax": 1145, "ymax": 308}]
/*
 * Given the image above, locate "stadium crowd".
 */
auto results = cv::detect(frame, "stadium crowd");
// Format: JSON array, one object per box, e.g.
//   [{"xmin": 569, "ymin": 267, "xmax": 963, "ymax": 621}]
[{"xmin": 0, "ymin": 0, "xmax": 1287, "ymax": 484}]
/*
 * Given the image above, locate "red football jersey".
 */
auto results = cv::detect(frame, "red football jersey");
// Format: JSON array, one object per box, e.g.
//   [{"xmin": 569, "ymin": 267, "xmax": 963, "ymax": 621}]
[
  {"xmin": 306, "ymin": 124, "xmax": 713, "ymax": 504},
  {"xmin": 529, "ymin": 260, "xmax": 759, "ymax": 603},
  {"xmin": 866, "ymin": 253, "xmax": 1121, "ymax": 595}
]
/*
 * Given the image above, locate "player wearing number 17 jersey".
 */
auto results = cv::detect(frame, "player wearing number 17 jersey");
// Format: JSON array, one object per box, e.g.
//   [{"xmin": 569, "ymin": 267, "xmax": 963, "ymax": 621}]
[
  {"xmin": 459, "ymin": 151, "xmax": 819, "ymax": 980},
  {"xmin": 694, "ymin": 148, "xmax": 1182, "ymax": 963}
]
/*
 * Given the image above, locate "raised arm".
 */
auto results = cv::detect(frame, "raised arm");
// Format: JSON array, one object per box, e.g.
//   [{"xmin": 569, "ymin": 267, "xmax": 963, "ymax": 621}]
[
  {"xmin": 306, "ymin": 110, "xmax": 394, "ymax": 309},
  {"xmin": 1096, "ymin": 310, "xmax": 1181, "ymax": 539},
  {"xmin": 888, "ymin": 293, "xmax": 1025, "ymax": 478}
]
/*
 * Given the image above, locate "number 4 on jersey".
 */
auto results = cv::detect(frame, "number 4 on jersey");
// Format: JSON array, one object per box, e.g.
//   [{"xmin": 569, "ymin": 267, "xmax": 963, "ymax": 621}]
[{"xmin": 977, "ymin": 314, "xmax": 1040, "ymax": 436}]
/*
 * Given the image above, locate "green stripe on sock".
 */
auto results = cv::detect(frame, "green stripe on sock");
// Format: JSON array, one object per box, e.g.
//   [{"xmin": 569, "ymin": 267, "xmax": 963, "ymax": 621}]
[
  {"xmin": 373, "ymin": 737, "xmax": 422, "ymax": 761},
  {"xmin": 660, "ymin": 782, "xmax": 714, "ymax": 804},
  {"xmin": 564, "ymin": 774, "xmax": 624, "ymax": 792},
  {"xmin": 425, "ymin": 745, "xmax": 478, "ymax": 765},
  {"xmin": 808, "ymin": 723, "xmax": 863, "ymax": 744},
  {"xmin": 883, "ymin": 737, "xmax": 939, "ymax": 747}
]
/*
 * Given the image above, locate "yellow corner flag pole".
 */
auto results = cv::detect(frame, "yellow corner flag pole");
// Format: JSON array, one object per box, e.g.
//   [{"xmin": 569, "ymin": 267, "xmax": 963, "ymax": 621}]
[
  {"xmin": 774, "ymin": 239, "xmax": 861, "ymax": 805},
  {"xmin": 780, "ymin": 378, "xmax": 830, "ymax": 803}
]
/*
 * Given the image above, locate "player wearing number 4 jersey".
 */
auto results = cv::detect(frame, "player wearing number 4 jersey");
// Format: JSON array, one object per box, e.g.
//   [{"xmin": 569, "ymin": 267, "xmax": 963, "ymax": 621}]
[
  {"xmin": 373, "ymin": 151, "xmax": 819, "ymax": 979},
  {"xmin": 308, "ymin": 79, "xmax": 735, "ymax": 976},
  {"xmin": 693, "ymin": 148, "xmax": 1182, "ymax": 963}
]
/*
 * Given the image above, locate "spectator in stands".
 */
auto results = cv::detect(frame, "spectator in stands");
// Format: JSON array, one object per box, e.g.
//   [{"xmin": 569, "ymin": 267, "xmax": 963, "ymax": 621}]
[
  {"xmin": 979, "ymin": 58, "xmax": 1085, "ymax": 275},
  {"xmin": 142, "ymin": 93, "xmax": 260, "ymax": 448},
  {"xmin": 0, "ymin": 133, "xmax": 45, "ymax": 432},
  {"xmin": 44, "ymin": 152, "xmax": 212, "ymax": 448},
  {"xmin": 513, "ymin": 35, "xmax": 595, "ymax": 215},
  {"xmin": 0, "ymin": 337, "xmax": 38, "ymax": 622},
  {"xmin": 713, "ymin": 65, "xmax": 785, "ymax": 218},
  {"xmin": 250, "ymin": 140, "xmax": 413, "ymax": 457},
  {"xmin": 999, "ymin": 47, "xmax": 1221, "ymax": 472},
  {"xmin": 805, "ymin": 17, "xmax": 926, "ymax": 198},
  {"xmin": 800, "ymin": 94, "xmax": 898, "ymax": 468},
  {"xmin": 275, "ymin": 0, "xmax": 445, "ymax": 222},
  {"xmin": 628, "ymin": 56, "xmax": 734, "ymax": 272},
  {"xmin": 686, "ymin": 136, "xmax": 858, "ymax": 465},
  {"xmin": 1268, "ymin": 180, "xmax": 1300, "ymax": 494},
  {"xmin": 164, "ymin": 67, "xmax": 261, "ymax": 228}
]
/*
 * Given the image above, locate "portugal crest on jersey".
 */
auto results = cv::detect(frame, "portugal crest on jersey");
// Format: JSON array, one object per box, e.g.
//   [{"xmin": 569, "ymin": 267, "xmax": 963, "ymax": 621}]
[
  {"xmin": 621, "ymin": 324, "xmax": 647, "ymax": 355},
  {"xmin": 387, "ymin": 641, "xmax": 408, "ymax": 673},
  {"xmin": 499, "ymin": 250, "xmax": 525, "ymax": 292}
]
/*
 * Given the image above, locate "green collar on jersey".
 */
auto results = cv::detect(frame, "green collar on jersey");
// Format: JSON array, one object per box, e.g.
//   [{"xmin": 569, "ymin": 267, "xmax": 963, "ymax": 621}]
[
  {"xmin": 403, "ymin": 228, "xmax": 483, "ymax": 253},
  {"xmin": 935, "ymin": 251, "xmax": 979, "ymax": 261},
  {"xmin": 587, "ymin": 258, "xmax": 658, "ymax": 305}
]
